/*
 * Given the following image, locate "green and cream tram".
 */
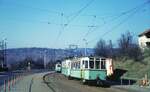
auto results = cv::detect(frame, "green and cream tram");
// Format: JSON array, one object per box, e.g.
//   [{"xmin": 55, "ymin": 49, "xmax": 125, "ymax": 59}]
[
  {"xmin": 55, "ymin": 63, "xmax": 61, "ymax": 73},
  {"xmin": 61, "ymin": 56, "xmax": 113, "ymax": 84}
]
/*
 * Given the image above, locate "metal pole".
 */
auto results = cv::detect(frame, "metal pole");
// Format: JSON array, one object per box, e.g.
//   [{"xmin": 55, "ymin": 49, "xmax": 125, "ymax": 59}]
[
  {"xmin": 83, "ymin": 39, "xmax": 88, "ymax": 56},
  {"xmin": 121, "ymin": 78, "xmax": 123, "ymax": 85},
  {"xmin": 44, "ymin": 50, "xmax": 47, "ymax": 69}
]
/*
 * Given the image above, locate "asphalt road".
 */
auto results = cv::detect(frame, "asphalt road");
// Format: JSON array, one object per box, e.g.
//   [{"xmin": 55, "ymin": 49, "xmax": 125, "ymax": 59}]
[
  {"xmin": 0, "ymin": 70, "xmax": 52, "ymax": 92},
  {"xmin": 1, "ymin": 71, "xmax": 148, "ymax": 92}
]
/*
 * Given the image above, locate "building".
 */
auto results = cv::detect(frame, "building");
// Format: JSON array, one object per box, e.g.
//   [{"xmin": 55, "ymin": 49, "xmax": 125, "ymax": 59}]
[{"xmin": 138, "ymin": 29, "xmax": 150, "ymax": 50}]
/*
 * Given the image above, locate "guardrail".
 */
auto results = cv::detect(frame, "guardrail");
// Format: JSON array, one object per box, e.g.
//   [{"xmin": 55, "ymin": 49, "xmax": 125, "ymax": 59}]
[
  {"xmin": 0, "ymin": 75, "xmax": 23, "ymax": 92},
  {"xmin": 0, "ymin": 70, "xmax": 52, "ymax": 92}
]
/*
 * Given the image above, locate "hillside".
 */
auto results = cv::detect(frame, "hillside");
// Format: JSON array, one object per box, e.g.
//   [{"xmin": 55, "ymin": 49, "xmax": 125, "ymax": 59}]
[
  {"xmin": 6, "ymin": 47, "xmax": 94, "ymax": 65},
  {"xmin": 114, "ymin": 56, "xmax": 150, "ymax": 80}
]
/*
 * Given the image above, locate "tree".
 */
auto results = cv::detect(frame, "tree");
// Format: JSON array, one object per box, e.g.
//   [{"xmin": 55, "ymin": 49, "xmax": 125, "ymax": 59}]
[
  {"xmin": 94, "ymin": 39, "xmax": 108, "ymax": 57},
  {"xmin": 107, "ymin": 40, "xmax": 114, "ymax": 57},
  {"xmin": 117, "ymin": 32, "xmax": 142, "ymax": 60}
]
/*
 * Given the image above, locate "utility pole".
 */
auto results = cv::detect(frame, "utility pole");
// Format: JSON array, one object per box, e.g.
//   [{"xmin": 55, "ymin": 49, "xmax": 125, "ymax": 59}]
[
  {"xmin": 4, "ymin": 39, "xmax": 7, "ymax": 68},
  {"xmin": 69, "ymin": 44, "xmax": 78, "ymax": 57},
  {"xmin": 44, "ymin": 50, "xmax": 47, "ymax": 69},
  {"xmin": 83, "ymin": 39, "xmax": 88, "ymax": 56},
  {"xmin": 0, "ymin": 38, "xmax": 7, "ymax": 68}
]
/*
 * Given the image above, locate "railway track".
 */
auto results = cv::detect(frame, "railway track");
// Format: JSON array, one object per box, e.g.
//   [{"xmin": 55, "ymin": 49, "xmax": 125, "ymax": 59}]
[
  {"xmin": 43, "ymin": 73, "xmax": 56, "ymax": 92},
  {"xmin": 43, "ymin": 72, "xmax": 140, "ymax": 92}
]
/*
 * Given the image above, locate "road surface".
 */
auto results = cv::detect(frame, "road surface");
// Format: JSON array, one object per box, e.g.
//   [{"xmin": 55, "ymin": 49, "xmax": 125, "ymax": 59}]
[
  {"xmin": 0, "ymin": 71, "xmax": 53, "ymax": 92},
  {"xmin": 1, "ymin": 71, "xmax": 149, "ymax": 92}
]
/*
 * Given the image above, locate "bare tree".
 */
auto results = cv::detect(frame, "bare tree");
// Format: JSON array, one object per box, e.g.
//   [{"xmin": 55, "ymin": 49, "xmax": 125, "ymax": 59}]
[
  {"xmin": 107, "ymin": 40, "xmax": 114, "ymax": 57},
  {"xmin": 118, "ymin": 32, "xmax": 142, "ymax": 60},
  {"xmin": 94, "ymin": 39, "xmax": 108, "ymax": 57}
]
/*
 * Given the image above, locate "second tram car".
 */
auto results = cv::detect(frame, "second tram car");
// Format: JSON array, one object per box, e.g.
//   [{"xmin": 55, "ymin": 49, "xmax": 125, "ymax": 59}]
[{"xmin": 55, "ymin": 63, "xmax": 61, "ymax": 73}]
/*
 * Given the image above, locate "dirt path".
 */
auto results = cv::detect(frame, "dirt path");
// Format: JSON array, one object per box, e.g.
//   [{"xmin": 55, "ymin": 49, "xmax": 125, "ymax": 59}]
[{"xmin": 44, "ymin": 73, "xmax": 133, "ymax": 92}]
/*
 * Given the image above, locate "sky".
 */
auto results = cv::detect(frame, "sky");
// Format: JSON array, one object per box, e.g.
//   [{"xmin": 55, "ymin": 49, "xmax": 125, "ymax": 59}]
[{"xmin": 0, "ymin": 0, "xmax": 150, "ymax": 49}]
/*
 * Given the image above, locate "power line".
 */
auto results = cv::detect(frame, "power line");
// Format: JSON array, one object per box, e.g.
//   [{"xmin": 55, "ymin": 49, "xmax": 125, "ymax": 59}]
[
  {"xmin": 75, "ymin": 15, "xmax": 97, "ymax": 45},
  {"xmin": 53, "ymin": 0, "xmax": 95, "ymax": 48},
  {"xmin": 72, "ymin": 0, "xmax": 150, "ymax": 47},
  {"xmin": 88, "ymin": 0, "xmax": 150, "ymax": 44},
  {"xmin": 64, "ymin": 0, "xmax": 95, "ymax": 28},
  {"xmin": 87, "ymin": 0, "xmax": 150, "ymax": 37},
  {"xmin": 84, "ymin": 15, "xmax": 97, "ymax": 37}
]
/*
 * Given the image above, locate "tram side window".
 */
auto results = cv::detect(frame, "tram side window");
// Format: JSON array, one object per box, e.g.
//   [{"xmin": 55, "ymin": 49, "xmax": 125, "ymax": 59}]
[
  {"xmin": 89, "ymin": 61, "xmax": 94, "ymax": 69},
  {"xmin": 76, "ymin": 62, "xmax": 80, "ymax": 69},
  {"xmin": 78, "ymin": 62, "xmax": 80, "ymax": 69},
  {"xmin": 75, "ymin": 62, "xmax": 77, "ymax": 69},
  {"xmin": 101, "ymin": 61, "xmax": 106, "ymax": 69},
  {"xmin": 73, "ymin": 63, "xmax": 75, "ymax": 69},
  {"xmin": 95, "ymin": 61, "xmax": 100, "ymax": 69},
  {"xmin": 85, "ymin": 60, "xmax": 88, "ymax": 68}
]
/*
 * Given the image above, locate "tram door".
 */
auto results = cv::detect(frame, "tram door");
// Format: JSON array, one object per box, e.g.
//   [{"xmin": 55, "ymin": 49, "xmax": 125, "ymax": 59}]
[
  {"xmin": 68, "ymin": 62, "xmax": 71, "ymax": 76},
  {"xmin": 81, "ymin": 60, "xmax": 85, "ymax": 79}
]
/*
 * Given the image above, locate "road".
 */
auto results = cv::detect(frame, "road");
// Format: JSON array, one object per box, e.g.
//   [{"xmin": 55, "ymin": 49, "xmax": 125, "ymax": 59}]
[
  {"xmin": 0, "ymin": 70, "xmax": 53, "ymax": 92},
  {"xmin": 0, "ymin": 70, "xmax": 47, "ymax": 87},
  {"xmin": 1, "ymin": 71, "xmax": 148, "ymax": 92}
]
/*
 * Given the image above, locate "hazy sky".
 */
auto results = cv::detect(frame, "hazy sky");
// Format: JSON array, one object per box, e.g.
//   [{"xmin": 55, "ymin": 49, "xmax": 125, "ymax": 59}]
[{"xmin": 0, "ymin": 0, "xmax": 150, "ymax": 48}]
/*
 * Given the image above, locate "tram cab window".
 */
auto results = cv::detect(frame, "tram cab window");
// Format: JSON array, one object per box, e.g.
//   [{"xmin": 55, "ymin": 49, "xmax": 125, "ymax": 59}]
[
  {"xmin": 95, "ymin": 61, "xmax": 100, "ymax": 69},
  {"xmin": 89, "ymin": 61, "xmax": 94, "ymax": 69},
  {"xmin": 101, "ymin": 60, "xmax": 106, "ymax": 69},
  {"xmin": 77, "ymin": 62, "xmax": 80, "ymax": 69},
  {"xmin": 85, "ymin": 60, "xmax": 88, "ymax": 68}
]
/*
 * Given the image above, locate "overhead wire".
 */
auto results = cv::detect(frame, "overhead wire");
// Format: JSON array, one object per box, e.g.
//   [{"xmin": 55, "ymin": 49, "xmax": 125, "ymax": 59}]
[
  {"xmin": 63, "ymin": 0, "xmax": 95, "ymax": 28},
  {"xmin": 87, "ymin": 0, "xmax": 150, "ymax": 44},
  {"xmin": 54, "ymin": 13, "xmax": 64, "ymax": 45},
  {"xmin": 75, "ymin": 15, "xmax": 97, "ymax": 45},
  {"xmin": 53, "ymin": 0, "xmax": 95, "ymax": 48}
]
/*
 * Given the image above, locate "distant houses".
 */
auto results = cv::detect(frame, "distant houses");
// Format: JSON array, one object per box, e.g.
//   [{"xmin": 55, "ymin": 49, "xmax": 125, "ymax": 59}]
[{"xmin": 138, "ymin": 29, "xmax": 150, "ymax": 50}]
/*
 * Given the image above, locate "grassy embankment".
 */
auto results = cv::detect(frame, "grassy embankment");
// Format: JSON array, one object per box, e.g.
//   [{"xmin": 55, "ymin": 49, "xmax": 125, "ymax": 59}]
[{"xmin": 114, "ymin": 56, "xmax": 150, "ymax": 80}]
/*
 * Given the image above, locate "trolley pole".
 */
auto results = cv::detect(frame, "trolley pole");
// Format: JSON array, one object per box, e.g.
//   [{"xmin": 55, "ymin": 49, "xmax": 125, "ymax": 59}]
[{"xmin": 83, "ymin": 39, "xmax": 88, "ymax": 56}]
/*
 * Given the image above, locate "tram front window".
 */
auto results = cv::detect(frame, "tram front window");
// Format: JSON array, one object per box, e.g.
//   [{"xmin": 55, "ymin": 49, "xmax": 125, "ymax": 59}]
[
  {"xmin": 95, "ymin": 61, "xmax": 100, "ymax": 69},
  {"xmin": 85, "ymin": 60, "xmax": 88, "ymax": 68},
  {"xmin": 89, "ymin": 61, "xmax": 94, "ymax": 69},
  {"xmin": 101, "ymin": 61, "xmax": 106, "ymax": 69}
]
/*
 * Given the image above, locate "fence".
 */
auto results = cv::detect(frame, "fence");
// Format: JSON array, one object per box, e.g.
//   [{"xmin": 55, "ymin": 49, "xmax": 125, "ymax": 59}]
[{"xmin": 0, "ymin": 74, "xmax": 24, "ymax": 92}]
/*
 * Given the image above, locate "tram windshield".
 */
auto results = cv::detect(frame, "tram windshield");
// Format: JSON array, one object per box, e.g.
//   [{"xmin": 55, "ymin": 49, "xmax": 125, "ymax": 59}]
[
  {"xmin": 57, "ymin": 64, "xmax": 61, "ymax": 67},
  {"xmin": 101, "ymin": 59, "xmax": 106, "ymax": 69},
  {"xmin": 85, "ymin": 60, "xmax": 88, "ymax": 68},
  {"xmin": 95, "ymin": 61, "xmax": 100, "ymax": 69},
  {"xmin": 89, "ymin": 61, "xmax": 94, "ymax": 69}
]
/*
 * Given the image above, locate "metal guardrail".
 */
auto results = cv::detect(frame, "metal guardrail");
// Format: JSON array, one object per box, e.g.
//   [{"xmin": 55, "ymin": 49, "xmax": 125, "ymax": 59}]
[
  {"xmin": 0, "ymin": 75, "xmax": 24, "ymax": 92},
  {"xmin": 0, "ymin": 70, "xmax": 51, "ymax": 92}
]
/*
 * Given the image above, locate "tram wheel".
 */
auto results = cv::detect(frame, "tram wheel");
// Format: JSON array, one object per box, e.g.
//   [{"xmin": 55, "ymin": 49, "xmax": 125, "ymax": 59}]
[
  {"xmin": 82, "ymin": 79, "xmax": 87, "ymax": 85},
  {"xmin": 68, "ymin": 76, "xmax": 72, "ymax": 80},
  {"xmin": 96, "ymin": 80, "xmax": 103, "ymax": 86}
]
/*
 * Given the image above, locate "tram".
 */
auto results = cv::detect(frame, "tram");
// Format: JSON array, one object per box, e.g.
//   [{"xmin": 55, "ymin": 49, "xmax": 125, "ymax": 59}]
[
  {"xmin": 61, "ymin": 56, "xmax": 113, "ymax": 84},
  {"xmin": 55, "ymin": 63, "xmax": 61, "ymax": 73}
]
